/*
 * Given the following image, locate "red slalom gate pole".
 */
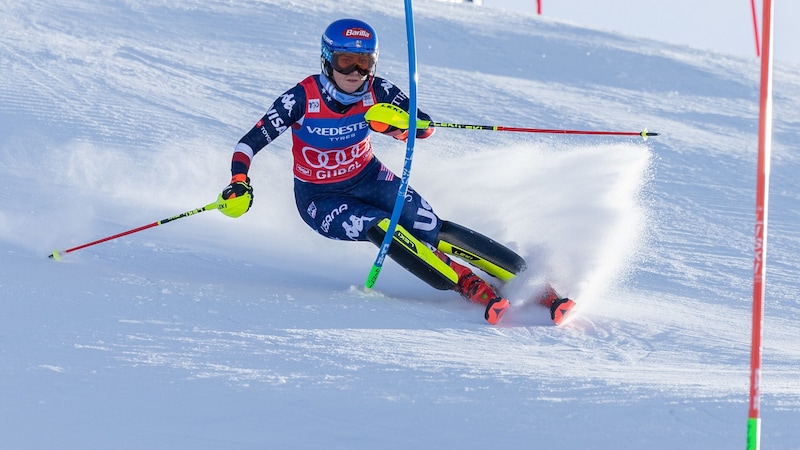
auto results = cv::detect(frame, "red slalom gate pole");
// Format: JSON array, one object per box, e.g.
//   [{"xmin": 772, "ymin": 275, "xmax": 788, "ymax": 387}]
[
  {"xmin": 750, "ymin": 0, "xmax": 761, "ymax": 57},
  {"xmin": 748, "ymin": 0, "xmax": 773, "ymax": 448},
  {"xmin": 48, "ymin": 200, "xmax": 220, "ymax": 260}
]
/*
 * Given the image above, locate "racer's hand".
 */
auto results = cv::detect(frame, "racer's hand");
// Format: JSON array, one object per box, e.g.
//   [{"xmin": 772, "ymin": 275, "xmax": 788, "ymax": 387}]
[{"xmin": 218, "ymin": 174, "xmax": 253, "ymax": 218}]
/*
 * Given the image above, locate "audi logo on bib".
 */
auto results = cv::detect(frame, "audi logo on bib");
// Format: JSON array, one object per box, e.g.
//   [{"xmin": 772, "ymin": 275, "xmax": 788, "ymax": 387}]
[{"xmin": 295, "ymin": 140, "xmax": 373, "ymax": 183}]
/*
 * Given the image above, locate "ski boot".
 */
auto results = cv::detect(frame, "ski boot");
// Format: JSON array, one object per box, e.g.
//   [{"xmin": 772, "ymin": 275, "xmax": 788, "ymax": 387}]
[
  {"xmin": 438, "ymin": 251, "xmax": 510, "ymax": 325},
  {"xmin": 537, "ymin": 284, "xmax": 576, "ymax": 326}
]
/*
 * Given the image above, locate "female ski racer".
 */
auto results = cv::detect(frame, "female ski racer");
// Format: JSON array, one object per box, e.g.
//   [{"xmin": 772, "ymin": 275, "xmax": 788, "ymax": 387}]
[{"xmin": 217, "ymin": 18, "xmax": 573, "ymax": 325}]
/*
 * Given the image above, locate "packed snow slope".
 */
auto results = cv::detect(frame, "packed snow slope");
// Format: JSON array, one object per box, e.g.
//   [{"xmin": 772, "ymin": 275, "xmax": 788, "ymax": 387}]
[{"xmin": 2, "ymin": 0, "xmax": 799, "ymax": 448}]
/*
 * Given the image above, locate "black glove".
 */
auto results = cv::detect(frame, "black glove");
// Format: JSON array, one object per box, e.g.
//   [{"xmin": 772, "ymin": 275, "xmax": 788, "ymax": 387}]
[
  {"xmin": 219, "ymin": 174, "xmax": 253, "ymax": 218},
  {"xmin": 222, "ymin": 175, "xmax": 252, "ymax": 199}
]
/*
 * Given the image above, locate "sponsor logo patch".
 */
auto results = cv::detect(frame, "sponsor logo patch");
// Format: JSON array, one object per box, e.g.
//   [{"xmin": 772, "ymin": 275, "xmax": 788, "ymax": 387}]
[
  {"xmin": 321, "ymin": 204, "xmax": 348, "ymax": 233},
  {"xmin": 344, "ymin": 28, "xmax": 372, "ymax": 39},
  {"xmin": 308, "ymin": 98, "xmax": 320, "ymax": 113},
  {"xmin": 343, "ymin": 214, "xmax": 375, "ymax": 240}
]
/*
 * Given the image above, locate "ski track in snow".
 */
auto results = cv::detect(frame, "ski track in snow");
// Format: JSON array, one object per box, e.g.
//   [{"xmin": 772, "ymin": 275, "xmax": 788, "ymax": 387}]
[{"xmin": 2, "ymin": 0, "xmax": 800, "ymax": 448}]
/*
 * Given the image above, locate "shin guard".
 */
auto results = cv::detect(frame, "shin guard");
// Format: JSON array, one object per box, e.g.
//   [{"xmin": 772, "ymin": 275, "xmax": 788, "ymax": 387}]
[
  {"xmin": 436, "ymin": 221, "xmax": 527, "ymax": 282},
  {"xmin": 366, "ymin": 219, "xmax": 458, "ymax": 290}
]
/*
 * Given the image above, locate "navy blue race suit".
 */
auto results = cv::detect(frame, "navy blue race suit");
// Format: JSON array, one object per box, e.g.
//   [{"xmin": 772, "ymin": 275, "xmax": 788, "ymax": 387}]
[{"xmin": 230, "ymin": 74, "xmax": 439, "ymax": 244}]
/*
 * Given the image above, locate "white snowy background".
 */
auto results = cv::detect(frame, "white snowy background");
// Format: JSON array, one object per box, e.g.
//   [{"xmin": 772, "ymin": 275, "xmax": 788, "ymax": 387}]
[
  {"xmin": 486, "ymin": 0, "xmax": 800, "ymax": 65},
  {"xmin": 2, "ymin": 0, "xmax": 799, "ymax": 448}
]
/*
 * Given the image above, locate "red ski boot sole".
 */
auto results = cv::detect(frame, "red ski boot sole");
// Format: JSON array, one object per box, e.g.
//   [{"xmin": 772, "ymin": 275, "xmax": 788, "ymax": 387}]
[
  {"xmin": 551, "ymin": 298, "xmax": 577, "ymax": 326},
  {"xmin": 485, "ymin": 298, "xmax": 510, "ymax": 325}
]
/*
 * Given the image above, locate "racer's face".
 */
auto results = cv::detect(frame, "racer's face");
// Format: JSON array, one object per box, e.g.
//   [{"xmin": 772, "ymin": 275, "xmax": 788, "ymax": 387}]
[{"xmin": 331, "ymin": 68, "xmax": 367, "ymax": 94}]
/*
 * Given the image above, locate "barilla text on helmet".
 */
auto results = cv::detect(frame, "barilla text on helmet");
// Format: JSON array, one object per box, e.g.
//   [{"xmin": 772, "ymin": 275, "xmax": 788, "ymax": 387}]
[
  {"xmin": 344, "ymin": 28, "xmax": 371, "ymax": 39},
  {"xmin": 322, "ymin": 29, "xmax": 372, "ymax": 48}
]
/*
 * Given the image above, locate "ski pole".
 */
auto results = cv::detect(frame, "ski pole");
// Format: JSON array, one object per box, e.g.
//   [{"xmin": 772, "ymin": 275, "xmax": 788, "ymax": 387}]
[
  {"xmin": 429, "ymin": 122, "xmax": 659, "ymax": 141},
  {"xmin": 364, "ymin": 103, "xmax": 659, "ymax": 141},
  {"xmin": 48, "ymin": 200, "xmax": 221, "ymax": 260}
]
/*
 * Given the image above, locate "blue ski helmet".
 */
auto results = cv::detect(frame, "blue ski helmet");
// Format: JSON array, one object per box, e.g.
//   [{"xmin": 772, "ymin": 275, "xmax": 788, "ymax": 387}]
[{"xmin": 321, "ymin": 19, "xmax": 379, "ymax": 79}]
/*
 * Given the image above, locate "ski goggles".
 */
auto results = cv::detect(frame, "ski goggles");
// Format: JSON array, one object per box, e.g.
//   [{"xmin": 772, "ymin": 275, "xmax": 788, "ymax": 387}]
[{"xmin": 332, "ymin": 51, "xmax": 377, "ymax": 76}]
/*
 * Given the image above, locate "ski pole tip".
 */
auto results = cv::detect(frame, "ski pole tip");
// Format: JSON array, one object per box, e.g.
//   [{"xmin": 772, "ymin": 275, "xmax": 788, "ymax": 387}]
[
  {"xmin": 49, "ymin": 250, "xmax": 62, "ymax": 260},
  {"xmin": 640, "ymin": 128, "xmax": 660, "ymax": 141}
]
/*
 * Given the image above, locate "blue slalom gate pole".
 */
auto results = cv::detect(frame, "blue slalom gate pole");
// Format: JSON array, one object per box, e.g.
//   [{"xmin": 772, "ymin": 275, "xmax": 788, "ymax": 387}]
[{"xmin": 365, "ymin": 0, "xmax": 419, "ymax": 290}]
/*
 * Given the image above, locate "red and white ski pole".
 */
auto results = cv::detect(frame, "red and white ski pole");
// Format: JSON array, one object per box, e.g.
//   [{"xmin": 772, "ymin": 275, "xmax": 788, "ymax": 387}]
[
  {"xmin": 429, "ymin": 121, "xmax": 658, "ymax": 141},
  {"xmin": 48, "ymin": 200, "xmax": 220, "ymax": 260}
]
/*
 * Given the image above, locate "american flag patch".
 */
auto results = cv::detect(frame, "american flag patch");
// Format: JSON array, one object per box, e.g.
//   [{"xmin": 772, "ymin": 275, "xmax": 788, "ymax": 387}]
[
  {"xmin": 378, "ymin": 164, "xmax": 394, "ymax": 182},
  {"xmin": 307, "ymin": 201, "xmax": 317, "ymax": 219}
]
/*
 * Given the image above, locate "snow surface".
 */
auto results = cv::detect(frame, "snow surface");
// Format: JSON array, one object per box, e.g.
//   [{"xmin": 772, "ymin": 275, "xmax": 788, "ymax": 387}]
[{"xmin": 2, "ymin": 0, "xmax": 799, "ymax": 448}]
